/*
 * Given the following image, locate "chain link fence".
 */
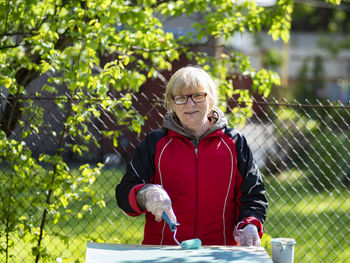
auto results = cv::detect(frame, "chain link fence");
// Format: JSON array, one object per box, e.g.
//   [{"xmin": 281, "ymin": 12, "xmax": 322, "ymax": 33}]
[{"xmin": 1, "ymin": 94, "xmax": 349, "ymax": 262}]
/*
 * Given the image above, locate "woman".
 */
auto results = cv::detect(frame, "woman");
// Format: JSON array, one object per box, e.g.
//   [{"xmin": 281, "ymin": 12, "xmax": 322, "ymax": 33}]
[{"xmin": 116, "ymin": 66, "xmax": 268, "ymax": 246}]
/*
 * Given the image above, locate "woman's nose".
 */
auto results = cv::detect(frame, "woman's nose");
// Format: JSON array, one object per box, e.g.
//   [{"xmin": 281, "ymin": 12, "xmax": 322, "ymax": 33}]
[{"xmin": 185, "ymin": 97, "xmax": 196, "ymax": 105}]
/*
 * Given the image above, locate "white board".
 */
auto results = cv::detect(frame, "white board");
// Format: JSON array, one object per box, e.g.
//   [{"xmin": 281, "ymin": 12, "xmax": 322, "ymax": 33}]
[{"xmin": 85, "ymin": 243, "xmax": 273, "ymax": 263}]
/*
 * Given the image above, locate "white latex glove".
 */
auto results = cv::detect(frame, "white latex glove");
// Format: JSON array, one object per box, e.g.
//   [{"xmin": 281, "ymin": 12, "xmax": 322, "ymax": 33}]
[
  {"xmin": 136, "ymin": 184, "xmax": 177, "ymax": 223},
  {"xmin": 234, "ymin": 224, "xmax": 261, "ymax": 246}
]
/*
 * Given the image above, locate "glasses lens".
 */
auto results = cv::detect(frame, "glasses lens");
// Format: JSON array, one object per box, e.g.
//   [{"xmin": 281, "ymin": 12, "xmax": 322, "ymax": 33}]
[
  {"xmin": 173, "ymin": 96, "xmax": 187, "ymax": 105},
  {"xmin": 192, "ymin": 93, "xmax": 206, "ymax": 103}
]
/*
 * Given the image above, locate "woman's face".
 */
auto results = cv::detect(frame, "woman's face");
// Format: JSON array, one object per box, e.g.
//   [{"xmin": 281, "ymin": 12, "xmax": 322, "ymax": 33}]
[{"xmin": 172, "ymin": 86, "xmax": 211, "ymax": 132}]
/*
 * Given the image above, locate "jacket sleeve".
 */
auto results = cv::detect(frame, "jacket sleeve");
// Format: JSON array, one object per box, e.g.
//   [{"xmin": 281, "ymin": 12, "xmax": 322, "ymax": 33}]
[
  {"xmin": 226, "ymin": 128, "xmax": 268, "ymax": 237},
  {"xmin": 115, "ymin": 128, "xmax": 167, "ymax": 216}
]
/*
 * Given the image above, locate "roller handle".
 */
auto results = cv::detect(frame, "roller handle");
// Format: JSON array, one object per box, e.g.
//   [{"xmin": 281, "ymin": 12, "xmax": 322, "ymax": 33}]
[{"xmin": 162, "ymin": 212, "xmax": 178, "ymax": 232}]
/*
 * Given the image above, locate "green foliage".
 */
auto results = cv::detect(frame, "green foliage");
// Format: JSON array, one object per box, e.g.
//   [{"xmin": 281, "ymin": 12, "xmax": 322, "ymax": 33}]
[
  {"xmin": 261, "ymin": 49, "xmax": 282, "ymax": 70},
  {"xmin": 293, "ymin": 0, "xmax": 348, "ymax": 32},
  {"xmin": 0, "ymin": 0, "xmax": 343, "ymax": 261},
  {"xmin": 301, "ymin": 130, "xmax": 350, "ymax": 190},
  {"xmin": 0, "ymin": 129, "xmax": 106, "ymax": 262},
  {"xmin": 261, "ymin": 232, "xmax": 272, "ymax": 254},
  {"xmin": 266, "ymin": 0, "xmax": 294, "ymax": 42},
  {"xmin": 0, "ymin": 131, "xmax": 46, "ymax": 262},
  {"xmin": 326, "ymin": 0, "xmax": 342, "ymax": 4},
  {"xmin": 266, "ymin": 106, "xmax": 350, "ymax": 190}
]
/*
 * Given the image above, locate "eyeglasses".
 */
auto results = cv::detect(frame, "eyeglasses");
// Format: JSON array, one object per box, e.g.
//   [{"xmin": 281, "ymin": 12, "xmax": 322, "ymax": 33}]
[{"xmin": 172, "ymin": 92, "xmax": 207, "ymax": 105}]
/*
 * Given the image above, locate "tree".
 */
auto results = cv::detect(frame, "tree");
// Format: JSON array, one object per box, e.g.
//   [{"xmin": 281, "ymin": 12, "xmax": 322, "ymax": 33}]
[
  {"xmin": 0, "ymin": 0, "xmax": 343, "ymax": 262},
  {"xmin": 294, "ymin": 55, "xmax": 326, "ymax": 103},
  {"xmin": 292, "ymin": 0, "xmax": 350, "ymax": 32}
]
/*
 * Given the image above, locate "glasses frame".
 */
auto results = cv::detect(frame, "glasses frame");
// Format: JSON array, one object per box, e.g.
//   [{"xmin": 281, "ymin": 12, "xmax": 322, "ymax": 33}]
[{"xmin": 172, "ymin": 92, "xmax": 207, "ymax": 105}]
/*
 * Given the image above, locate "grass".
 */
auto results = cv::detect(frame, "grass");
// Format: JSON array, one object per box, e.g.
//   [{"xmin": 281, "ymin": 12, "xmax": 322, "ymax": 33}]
[
  {"xmin": 1, "ymin": 166, "xmax": 349, "ymax": 262},
  {"xmin": 263, "ymin": 172, "xmax": 350, "ymax": 263}
]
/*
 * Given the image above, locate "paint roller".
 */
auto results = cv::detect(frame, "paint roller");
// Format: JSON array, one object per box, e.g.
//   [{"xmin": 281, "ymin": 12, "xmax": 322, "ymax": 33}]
[{"xmin": 162, "ymin": 212, "xmax": 202, "ymax": 249}]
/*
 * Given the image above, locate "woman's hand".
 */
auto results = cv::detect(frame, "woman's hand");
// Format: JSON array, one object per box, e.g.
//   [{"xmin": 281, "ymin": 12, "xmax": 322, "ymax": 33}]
[
  {"xmin": 136, "ymin": 184, "xmax": 177, "ymax": 223},
  {"xmin": 234, "ymin": 224, "xmax": 261, "ymax": 246}
]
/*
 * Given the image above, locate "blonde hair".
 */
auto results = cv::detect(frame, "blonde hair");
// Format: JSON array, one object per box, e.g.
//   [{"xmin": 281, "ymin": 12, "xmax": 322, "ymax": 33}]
[{"xmin": 164, "ymin": 66, "xmax": 218, "ymax": 110}]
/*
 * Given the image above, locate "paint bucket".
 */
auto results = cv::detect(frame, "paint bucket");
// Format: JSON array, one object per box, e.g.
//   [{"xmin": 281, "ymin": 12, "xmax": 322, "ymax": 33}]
[{"xmin": 270, "ymin": 238, "xmax": 296, "ymax": 263}]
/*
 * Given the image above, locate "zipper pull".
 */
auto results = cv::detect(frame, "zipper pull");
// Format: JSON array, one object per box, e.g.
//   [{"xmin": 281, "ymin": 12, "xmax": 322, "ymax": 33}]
[{"xmin": 195, "ymin": 147, "xmax": 198, "ymax": 155}]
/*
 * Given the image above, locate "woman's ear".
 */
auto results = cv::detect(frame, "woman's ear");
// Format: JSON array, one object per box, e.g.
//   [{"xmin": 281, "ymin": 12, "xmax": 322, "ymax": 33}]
[{"xmin": 208, "ymin": 98, "xmax": 215, "ymax": 112}]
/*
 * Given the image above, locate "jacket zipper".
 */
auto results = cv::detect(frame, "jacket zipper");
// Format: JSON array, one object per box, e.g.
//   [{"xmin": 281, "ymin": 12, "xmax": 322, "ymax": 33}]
[{"xmin": 194, "ymin": 144, "xmax": 199, "ymax": 237}]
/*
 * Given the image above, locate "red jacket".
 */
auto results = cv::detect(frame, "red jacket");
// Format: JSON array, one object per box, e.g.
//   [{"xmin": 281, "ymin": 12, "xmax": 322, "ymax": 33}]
[{"xmin": 116, "ymin": 111, "xmax": 268, "ymax": 245}]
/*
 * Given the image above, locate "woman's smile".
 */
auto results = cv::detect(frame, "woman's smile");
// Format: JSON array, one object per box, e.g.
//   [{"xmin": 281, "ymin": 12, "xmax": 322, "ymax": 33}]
[{"xmin": 184, "ymin": 110, "xmax": 199, "ymax": 115}]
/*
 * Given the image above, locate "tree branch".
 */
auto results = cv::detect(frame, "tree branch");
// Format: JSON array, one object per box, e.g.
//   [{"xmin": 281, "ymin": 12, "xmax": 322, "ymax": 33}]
[
  {"xmin": 34, "ymin": 102, "xmax": 71, "ymax": 263},
  {"xmin": 4, "ymin": 0, "xmax": 10, "ymax": 34},
  {"xmin": 112, "ymin": 43, "xmax": 183, "ymax": 53},
  {"xmin": 0, "ymin": 44, "xmax": 23, "ymax": 50},
  {"xmin": 0, "ymin": 31, "xmax": 36, "ymax": 38}
]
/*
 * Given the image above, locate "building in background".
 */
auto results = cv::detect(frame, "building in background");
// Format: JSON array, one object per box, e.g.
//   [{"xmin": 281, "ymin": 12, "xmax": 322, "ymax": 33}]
[{"xmin": 227, "ymin": 31, "xmax": 350, "ymax": 102}]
